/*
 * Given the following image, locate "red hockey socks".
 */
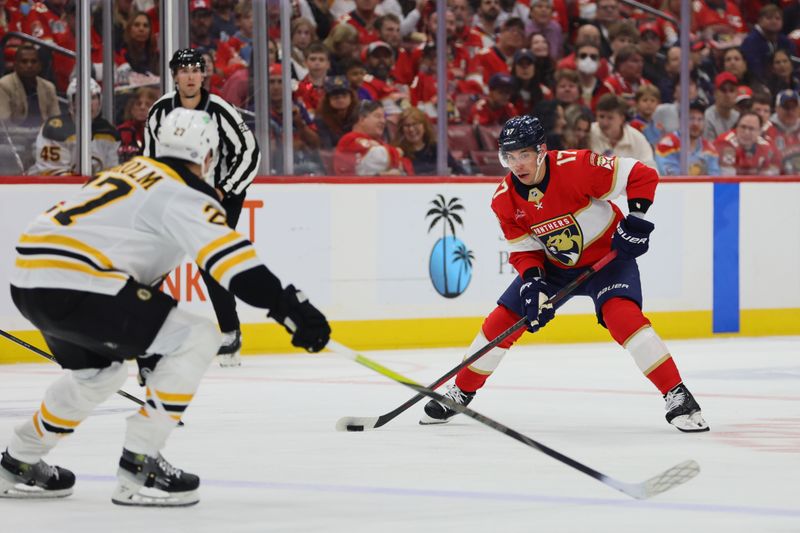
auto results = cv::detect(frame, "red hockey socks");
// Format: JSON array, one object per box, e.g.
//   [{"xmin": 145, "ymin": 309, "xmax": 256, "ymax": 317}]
[
  {"xmin": 601, "ymin": 298, "xmax": 682, "ymax": 394},
  {"xmin": 455, "ymin": 305, "xmax": 524, "ymax": 393}
]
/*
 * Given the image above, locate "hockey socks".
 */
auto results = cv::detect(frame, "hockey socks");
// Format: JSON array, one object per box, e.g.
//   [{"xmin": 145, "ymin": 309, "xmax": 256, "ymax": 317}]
[
  {"xmin": 602, "ymin": 298, "xmax": 681, "ymax": 394},
  {"xmin": 455, "ymin": 305, "xmax": 524, "ymax": 393}
]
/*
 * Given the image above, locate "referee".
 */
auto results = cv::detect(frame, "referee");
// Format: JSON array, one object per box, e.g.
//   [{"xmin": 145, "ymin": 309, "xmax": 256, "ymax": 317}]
[{"xmin": 144, "ymin": 48, "xmax": 261, "ymax": 367}]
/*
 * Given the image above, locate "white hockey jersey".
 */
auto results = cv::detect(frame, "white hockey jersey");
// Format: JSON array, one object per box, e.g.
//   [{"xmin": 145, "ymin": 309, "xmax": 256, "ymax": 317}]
[
  {"xmin": 27, "ymin": 113, "xmax": 120, "ymax": 176},
  {"xmin": 10, "ymin": 156, "xmax": 263, "ymax": 296}
]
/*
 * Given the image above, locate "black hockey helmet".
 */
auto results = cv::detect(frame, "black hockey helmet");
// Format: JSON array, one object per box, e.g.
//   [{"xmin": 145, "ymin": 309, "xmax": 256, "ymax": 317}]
[
  {"xmin": 497, "ymin": 115, "xmax": 546, "ymax": 167},
  {"xmin": 169, "ymin": 48, "xmax": 206, "ymax": 74}
]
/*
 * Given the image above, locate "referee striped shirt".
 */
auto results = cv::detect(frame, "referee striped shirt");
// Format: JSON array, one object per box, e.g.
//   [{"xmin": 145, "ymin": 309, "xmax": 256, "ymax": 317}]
[{"xmin": 144, "ymin": 89, "xmax": 260, "ymax": 196}]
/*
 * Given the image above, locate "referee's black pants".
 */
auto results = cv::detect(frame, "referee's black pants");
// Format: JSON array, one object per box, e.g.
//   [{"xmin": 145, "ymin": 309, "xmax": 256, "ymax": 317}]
[{"xmin": 201, "ymin": 192, "xmax": 245, "ymax": 334}]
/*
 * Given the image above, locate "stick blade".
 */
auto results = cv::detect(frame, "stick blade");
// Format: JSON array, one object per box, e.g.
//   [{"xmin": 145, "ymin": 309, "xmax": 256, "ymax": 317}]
[
  {"xmin": 639, "ymin": 459, "xmax": 701, "ymax": 499},
  {"xmin": 605, "ymin": 459, "xmax": 700, "ymax": 500},
  {"xmin": 335, "ymin": 416, "xmax": 380, "ymax": 432}
]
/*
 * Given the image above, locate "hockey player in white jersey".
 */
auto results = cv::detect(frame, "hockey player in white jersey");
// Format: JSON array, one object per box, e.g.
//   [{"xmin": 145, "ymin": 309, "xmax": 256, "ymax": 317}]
[
  {"xmin": 27, "ymin": 77, "xmax": 120, "ymax": 176},
  {"xmin": 0, "ymin": 108, "xmax": 330, "ymax": 506}
]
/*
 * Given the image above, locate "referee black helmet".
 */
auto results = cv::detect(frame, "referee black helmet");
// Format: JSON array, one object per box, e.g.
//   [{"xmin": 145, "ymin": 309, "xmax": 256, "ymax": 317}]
[{"xmin": 169, "ymin": 48, "xmax": 206, "ymax": 74}]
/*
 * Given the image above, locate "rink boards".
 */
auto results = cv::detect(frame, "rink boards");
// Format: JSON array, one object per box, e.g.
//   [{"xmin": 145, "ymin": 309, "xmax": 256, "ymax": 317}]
[{"xmin": 0, "ymin": 176, "xmax": 798, "ymax": 361}]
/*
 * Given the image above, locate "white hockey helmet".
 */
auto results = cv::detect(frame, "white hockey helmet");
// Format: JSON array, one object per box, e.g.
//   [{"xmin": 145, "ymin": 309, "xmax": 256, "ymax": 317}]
[
  {"xmin": 155, "ymin": 108, "xmax": 219, "ymax": 184},
  {"xmin": 67, "ymin": 77, "xmax": 102, "ymax": 102}
]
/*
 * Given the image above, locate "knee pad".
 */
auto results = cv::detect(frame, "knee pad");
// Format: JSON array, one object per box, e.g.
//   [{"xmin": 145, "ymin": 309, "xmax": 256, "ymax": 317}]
[
  {"xmin": 482, "ymin": 305, "xmax": 525, "ymax": 349},
  {"xmin": 145, "ymin": 310, "xmax": 219, "ymax": 398},
  {"xmin": 44, "ymin": 362, "xmax": 128, "ymax": 416},
  {"xmin": 601, "ymin": 298, "xmax": 651, "ymax": 346}
]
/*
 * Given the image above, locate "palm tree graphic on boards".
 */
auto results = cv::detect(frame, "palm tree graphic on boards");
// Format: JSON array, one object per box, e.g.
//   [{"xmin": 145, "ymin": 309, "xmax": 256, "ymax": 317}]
[
  {"xmin": 425, "ymin": 194, "xmax": 474, "ymax": 298},
  {"xmin": 452, "ymin": 242, "xmax": 475, "ymax": 293}
]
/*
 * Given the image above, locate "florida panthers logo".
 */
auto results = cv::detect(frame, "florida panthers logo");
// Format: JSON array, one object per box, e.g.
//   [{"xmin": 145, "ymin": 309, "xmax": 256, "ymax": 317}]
[{"xmin": 531, "ymin": 214, "xmax": 584, "ymax": 266}]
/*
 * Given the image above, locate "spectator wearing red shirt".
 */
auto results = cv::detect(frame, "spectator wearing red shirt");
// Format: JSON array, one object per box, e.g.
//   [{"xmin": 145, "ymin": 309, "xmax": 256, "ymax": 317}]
[
  {"xmin": 294, "ymin": 42, "xmax": 330, "ymax": 119},
  {"xmin": 472, "ymin": 0, "xmax": 502, "ymax": 44},
  {"xmin": 557, "ymin": 25, "xmax": 610, "ymax": 77},
  {"xmin": 691, "ymin": 0, "xmax": 747, "ymax": 39},
  {"xmin": 375, "ymin": 13, "xmax": 413, "ymax": 85},
  {"xmin": 715, "ymin": 111, "xmax": 780, "ymax": 176},
  {"xmin": 52, "ymin": 1, "xmax": 103, "ymax": 92},
  {"xmin": 214, "ymin": 1, "xmax": 253, "ymax": 80},
  {"xmin": 338, "ymin": 0, "xmax": 381, "ymax": 45},
  {"xmin": 449, "ymin": 0, "xmax": 492, "ymax": 51},
  {"xmin": 22, "ymin": 0, "xmax": 67, "ymax": 42},
  {"xmin": 116, "ymin": 86, "xmax": 158, "ymax": 162},
  {"xmin": 334, "ymin": 100, "xmax": 412, "ymax": 176},
  {"xmin": 360, "ymin": 40, "xmax": 406, "ymax": 119},
  {"xmin": 598, "ymin": 45, "xmax": 653, "ymax": 109},
  {"xmin": 0, "ymin": 1, "xmax": 23, "ymax": 67},
  {"xmin": 468, "ymin": 73, "xmax": 516, "ymax": 126},
  {"xmin": 189, "ymin": 0, "xmax": 217, "ymax": 51},
  {"xmin": 467, "ymin": 17, "xmax": 525, "ymax": 92}
]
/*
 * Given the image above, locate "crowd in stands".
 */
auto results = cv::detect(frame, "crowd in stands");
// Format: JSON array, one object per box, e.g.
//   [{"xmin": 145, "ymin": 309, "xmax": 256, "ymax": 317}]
[{"xmin": 1, "ymin": 0, "xmax": 800, "ymax": 176}]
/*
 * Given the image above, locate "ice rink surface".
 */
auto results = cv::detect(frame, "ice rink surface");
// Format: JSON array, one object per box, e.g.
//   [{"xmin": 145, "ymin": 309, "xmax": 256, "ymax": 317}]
[{"xmin": 0, "ymin": 336, "xmax": 798, "ymax": 532}]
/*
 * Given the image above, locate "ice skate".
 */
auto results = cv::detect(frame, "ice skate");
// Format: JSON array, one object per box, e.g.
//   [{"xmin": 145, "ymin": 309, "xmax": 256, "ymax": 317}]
[
  {"xmin": 664, "ymin": 384, "xmax": 709, "ymax": 433},
  {"xmin": 419, "ymin": 384, "xmax": 475, "ymax": 425},
  {"xmin": 217, "ymin": 329, "xmax": 242, "ymax": 367},
  {"xmin": 0, "ymin": 449, "xmax": 74, "ymax": 499},
  {"xmin": 111, "ymin": 449, "xmax": 199, "ymax": 507}
]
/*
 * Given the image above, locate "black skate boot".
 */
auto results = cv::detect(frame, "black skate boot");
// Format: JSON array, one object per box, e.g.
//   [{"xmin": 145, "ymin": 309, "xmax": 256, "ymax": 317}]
[
  {"xmin": 218, "ymin": 329, "xmax": 242, "ymax": 367},
  {"xmin": 111, "ymin": 448, "xmax": 200, "ymax": 507},
  {"xmin": 0, "ymin": 449, "xmax": 75, "ymax": 499},
  {"xmin": 419, "ymin": 384, "xmax": 476, "ymax": 425},
  {"xmin": 664, "ymin": 383, "xmax": 710, "ymax": 433}
]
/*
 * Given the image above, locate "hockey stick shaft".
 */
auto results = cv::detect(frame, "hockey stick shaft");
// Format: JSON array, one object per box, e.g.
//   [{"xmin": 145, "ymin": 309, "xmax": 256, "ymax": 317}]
[
  {"xmin": 0, "ymin": 328, "xmax": 179, "ymax": 423},
  {"xmin": 342, "ymin": 250, "xmax": 617, "ymax": 431},
  {"xmin": 328, "ymin": 339, "xmax": 698, "ymax": 500}
]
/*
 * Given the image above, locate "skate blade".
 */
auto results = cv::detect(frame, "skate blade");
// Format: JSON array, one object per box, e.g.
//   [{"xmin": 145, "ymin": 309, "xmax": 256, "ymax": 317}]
[
  {"xmin": 217, "ymin": 353, "xmax": 242, "ymax": 368},
  {"xmin": 670, "ymin": 412, "xmax": 710, "ymax": 433},
  {"xmin": 111, "ymin": 483, "xmax": 199, "ymax": 507},
  {"xmin": 0, "ymin": 479, "xmax": 72, "ymax": 499},
  {"xmin": 419, "ymin": 414, "xmax": 451, "ymax": 425}
]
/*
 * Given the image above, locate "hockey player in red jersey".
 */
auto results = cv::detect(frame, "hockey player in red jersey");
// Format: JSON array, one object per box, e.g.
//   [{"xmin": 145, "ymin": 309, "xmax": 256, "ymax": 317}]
[{"xmin": 420, "ymin": 115, "xmax": 709, "ymax": 433}]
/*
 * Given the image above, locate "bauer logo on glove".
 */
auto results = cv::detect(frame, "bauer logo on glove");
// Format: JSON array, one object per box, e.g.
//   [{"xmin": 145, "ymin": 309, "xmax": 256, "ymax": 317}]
[{"xmin": 611, "ymin": 215, "xmax": 655, "ymax": 260}]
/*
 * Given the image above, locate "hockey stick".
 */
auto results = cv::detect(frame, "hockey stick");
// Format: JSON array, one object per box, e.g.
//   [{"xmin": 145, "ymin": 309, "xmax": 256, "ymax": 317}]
[
  {"xmin": 328, "ymin": 339, "xmax": 700, "ymax": 500},
  {"xmin": 0, "ymin": 118, "xmax": 27, "ymax": 174},
  {"xmin": 0, "ymin": 328, "xmax": 184, "ymax": 427},
  {"xmin": 336, "ymin": 250, "xmax": 618, "ymax": 432}
]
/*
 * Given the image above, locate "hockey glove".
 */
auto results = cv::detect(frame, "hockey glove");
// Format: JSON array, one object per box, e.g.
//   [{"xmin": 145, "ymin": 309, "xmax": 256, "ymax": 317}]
[
  {"xmin": 519, "ymin": 277, "xmax": 555, "ymax": 333},
  {"xmin": 268, "ymin": 285, "xmax": 331, "ymax": 353},
  {"xmin": 136, "ymin": 353, "xmax": 162, "ymax": 387},
  {"xmin": 612, "ymin": 215, "xmax": 655, "ymax": 260}
]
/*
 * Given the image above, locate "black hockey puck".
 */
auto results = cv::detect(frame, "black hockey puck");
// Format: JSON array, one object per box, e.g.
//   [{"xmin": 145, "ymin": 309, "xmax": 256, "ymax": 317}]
[{"xmin": 347, "ymin": 425, "xmax": 364, "ymax": 431}]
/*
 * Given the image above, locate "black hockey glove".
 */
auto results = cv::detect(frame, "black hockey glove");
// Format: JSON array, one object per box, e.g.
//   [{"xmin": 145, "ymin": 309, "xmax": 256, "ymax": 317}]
[
  {"xmin": 268, "ymin": 285, "xmax": 331, "ymax": 353},
  {"xmin": 612, "ymin": 215, "xmax": 655, "ymax": 260},
  {"xmin": 136, "ymin": 353, "xmax": 162, "ymax": 387},
  {"xmin": 519, "ymin": 277, "xmax": 555, "ymax": 333}
]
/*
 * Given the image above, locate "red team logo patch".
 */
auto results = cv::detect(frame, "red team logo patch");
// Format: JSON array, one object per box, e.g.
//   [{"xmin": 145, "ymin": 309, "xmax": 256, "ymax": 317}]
[{"xmin": 531, "ymin": 214, "xmax": 584, "ymax": 266}]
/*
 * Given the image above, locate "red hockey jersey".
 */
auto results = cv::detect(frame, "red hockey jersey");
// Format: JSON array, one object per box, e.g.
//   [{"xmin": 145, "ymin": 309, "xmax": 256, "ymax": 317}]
[
  {"xmin": 491, "ymin": 150, "xmax": 657, "ymax": 275},
  {"xmin": 333, "ymin": 131, "xmax": 412, "ymax": 176},
  {"xmin": 714, "ymin": 131, "xmax": 780, "ymax": 176}
]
